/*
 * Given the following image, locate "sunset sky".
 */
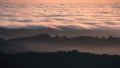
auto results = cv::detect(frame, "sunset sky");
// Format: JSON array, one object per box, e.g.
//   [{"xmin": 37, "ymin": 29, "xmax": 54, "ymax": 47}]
[{"xmin": 1, "ymin": 0, "xmax": 120, "ymax": 3}]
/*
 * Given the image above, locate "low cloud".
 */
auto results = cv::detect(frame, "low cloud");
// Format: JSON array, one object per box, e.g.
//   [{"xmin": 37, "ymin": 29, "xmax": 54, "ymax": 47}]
[{"xmin": 0, "ymin": 3, "xmax": 120, "ymax": 31}]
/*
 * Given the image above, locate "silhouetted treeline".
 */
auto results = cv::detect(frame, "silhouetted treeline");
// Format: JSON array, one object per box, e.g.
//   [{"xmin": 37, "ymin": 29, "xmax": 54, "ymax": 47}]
[
  {"xmin": 0, "ymin": 34, "xmax": 120, "ymax": 45},
  {"xmin": 0, "ymin": 34, "xmax": 120, "ymax": 54},
  {"xmin": 0, "ymin": 50, "xmax": 120, "ymax": 68}
]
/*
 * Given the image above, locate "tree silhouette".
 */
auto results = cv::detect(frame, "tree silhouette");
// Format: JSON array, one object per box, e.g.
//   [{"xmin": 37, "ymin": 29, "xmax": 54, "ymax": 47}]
[
  {"xmin": 0, "ymin": 34, "xmax": 120, "ymax": 68},
  {"xmin": 0, "ymin": 50, "xmax": 120, "ymax": 68}
]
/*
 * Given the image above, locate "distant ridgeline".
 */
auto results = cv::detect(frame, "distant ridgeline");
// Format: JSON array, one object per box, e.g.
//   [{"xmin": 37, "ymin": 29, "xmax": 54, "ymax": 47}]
[
  {"xmin": 0, "ymin": 34, "xmax": 120, "ymax": 44},
  {"xmin": 0, "ymin": 34, "xmax": 120, "ymax": 54},
  {"xmin": 0, "ymin": 50, "xmax": 120, "ymax": 68},
  {"xmin": 1, "ymin": 34, "xmax": 120, "ymax": 39}
]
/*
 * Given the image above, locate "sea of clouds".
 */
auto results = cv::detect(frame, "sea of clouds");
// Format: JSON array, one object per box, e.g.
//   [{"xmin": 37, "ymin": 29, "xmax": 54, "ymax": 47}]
[{"xmin": 0, "ymin": 3, "xmax": 120, "ymax": 30}]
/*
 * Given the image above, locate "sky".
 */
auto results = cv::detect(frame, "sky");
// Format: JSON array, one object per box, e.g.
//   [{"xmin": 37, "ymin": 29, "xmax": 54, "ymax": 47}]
[{"xmin": 1, "ymin": 0, "xmax": 120, "ymax": 3}]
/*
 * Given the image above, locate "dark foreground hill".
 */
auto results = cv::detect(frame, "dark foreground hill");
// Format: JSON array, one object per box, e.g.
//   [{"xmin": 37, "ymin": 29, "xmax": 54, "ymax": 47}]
[{"xmin": 0, "ymin": 50, "xmax": 120, "ymax": 68}]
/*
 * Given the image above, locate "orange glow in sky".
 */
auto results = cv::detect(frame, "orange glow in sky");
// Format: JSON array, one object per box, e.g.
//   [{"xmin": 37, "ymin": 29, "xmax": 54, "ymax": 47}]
[{"xmin": 1, "ymin": 0, "xmax": 120, "ymax": 3}]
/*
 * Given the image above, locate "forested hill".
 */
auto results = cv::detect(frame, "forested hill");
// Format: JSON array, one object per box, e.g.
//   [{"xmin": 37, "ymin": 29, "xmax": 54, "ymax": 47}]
[
  {"xmin": 1, "ymin": 34, "xmax": 120, "ymax": 45},
  {"xmin": 0, "ymin": 34, "xmax": 120, "ymax": 54},
  {"xmin": 0, "ymin": 50, "xmax": 120, "ymax": 68}
]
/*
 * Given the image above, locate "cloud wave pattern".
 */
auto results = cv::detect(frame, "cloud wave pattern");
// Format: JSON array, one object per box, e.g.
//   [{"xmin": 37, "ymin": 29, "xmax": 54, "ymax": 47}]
[{"xmin": 0, "ymin": 3, "xmax": 120, "ymax": 30}]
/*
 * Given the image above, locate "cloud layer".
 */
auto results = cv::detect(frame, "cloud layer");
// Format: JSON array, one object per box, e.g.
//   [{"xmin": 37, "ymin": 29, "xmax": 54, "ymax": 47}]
[{"xmin": 0, "ymin": 3, "xmax": 120, "ymax": 30}]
